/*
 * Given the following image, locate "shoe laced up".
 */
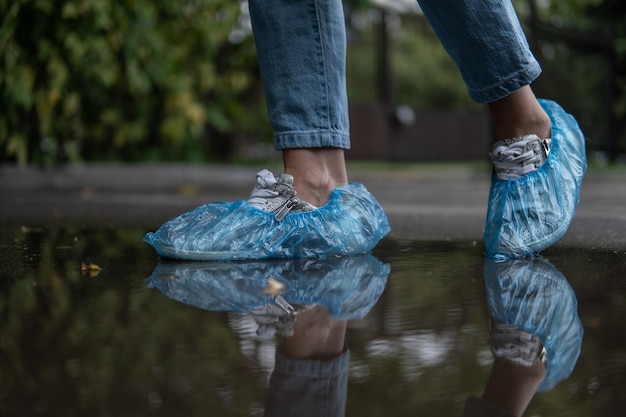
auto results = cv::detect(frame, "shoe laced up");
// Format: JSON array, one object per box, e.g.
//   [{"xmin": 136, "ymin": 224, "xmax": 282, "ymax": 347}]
[
  {"xmin": 248, "ymin": 169, "xmax": 316, "ymax": 221},
  {"xmin": 251, "ymin": 295, "xmax": 314, "ymax": 338},
  {"xmin": 490, "ymin": 134, "xmax": 551, "ymax": 180},
  {"xmin": 489, "ymin": 323, "xmax": 547, "ymax": 367}
]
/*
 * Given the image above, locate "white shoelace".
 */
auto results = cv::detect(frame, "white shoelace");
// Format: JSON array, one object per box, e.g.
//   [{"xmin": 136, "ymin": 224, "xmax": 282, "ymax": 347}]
[
  {"xmin": 251, "ymin": 295, "xmax": 314, "ymax": 338},
  {"xmin": 490, "ymin": 323, "xmax": 546, "ymax": 367},
  {"xmin": 248, "ymin": 169, "xmax": 315, "ymax": 220},
  {"xmin": 491, "ymin": 135, "xmax": 551, "ymax": 180},
  {"xmin": 248, "ymin": 169, "xmax": 282, "ymax": 205}
]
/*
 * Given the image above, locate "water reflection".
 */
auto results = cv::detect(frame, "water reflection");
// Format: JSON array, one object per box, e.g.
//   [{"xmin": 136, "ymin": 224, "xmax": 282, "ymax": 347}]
[
  {"xmin": 145, "ymin": 254, "xmax": 390, "ymax": 323},
  {"xmin": 145, "ymin": 253, "xmax": 584, "ymax": 417},
  {"xmin": 485, "ymin": 256, "xmax": 584, "ymax": 391},
  {"xmin": 145, "ymin": 254, "xmax": 390, "ymax": 416},
  {"xmin": 3, "ymin": 224, "xmax": 617, "ymax": 415},
  {"xmin": 471, "ymin": 256, "xmax": 584, "ymax": 416}
]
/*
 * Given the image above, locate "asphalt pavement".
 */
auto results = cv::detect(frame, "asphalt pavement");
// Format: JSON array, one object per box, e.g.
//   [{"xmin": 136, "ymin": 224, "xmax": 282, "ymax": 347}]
[{"xmin": 1, "ymin": 162, "xmax": 625, "ymax": 250}]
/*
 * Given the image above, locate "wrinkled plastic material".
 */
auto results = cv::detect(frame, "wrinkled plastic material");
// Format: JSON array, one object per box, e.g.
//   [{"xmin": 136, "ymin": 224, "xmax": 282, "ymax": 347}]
[
  {"xmin": 144, "ymin": 183, "xmax": 390, "ymax": 260},
  {"xmin": 145, "ymin": 253, "xmax": 390, "ymax": 320},
  {"xmin": 484, "ymin": 99, "xmax": 587, "ymax": 259},
  {"xmin": 484, "ymin": 257, "xmax": 583, "ymax": 392}
]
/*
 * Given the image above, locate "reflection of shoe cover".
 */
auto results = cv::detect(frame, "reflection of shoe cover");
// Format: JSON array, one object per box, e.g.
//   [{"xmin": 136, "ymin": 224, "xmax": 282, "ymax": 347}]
[
  {"xmin": 483, "ymin": 256, "xmax": 583, "ymax": 391},
  {"xmin": 484, "ymin": 99, "xmax": 586, "ymax": 259},
  {"xmin": 143, "ymin": 183, "xmax": 390, "ymax": 260},
  {"xmin": 144, "ymin": 253, "xmax": 389, "ymax": 320}
]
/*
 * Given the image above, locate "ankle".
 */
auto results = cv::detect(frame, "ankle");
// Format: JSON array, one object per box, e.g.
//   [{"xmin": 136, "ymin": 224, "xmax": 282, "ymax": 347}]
[
  {"xmin": 481, "ymin": 359, "xmax": 546, "ymax": 417},
  {"xmin": 283, "ymin": 148, "xmax": 349, "ymax": 206},
  {"xmin": 494, "ymin": 116, "xmax": 551, "ymax": 142},
  {"xmin": 488, "ymin": 87, "xmax": 551, "ymax": 141},
  {"xmin": 282, "ymin": 307, "xmax": 347, "ymax": 359}
]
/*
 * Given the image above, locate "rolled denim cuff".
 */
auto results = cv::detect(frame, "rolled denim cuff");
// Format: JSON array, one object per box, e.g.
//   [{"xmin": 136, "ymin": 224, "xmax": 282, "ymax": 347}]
[
  {"xmin": 468, "ymin": 61, "xmax": 542, "ymax": 104},
  {"xmin": 418, "ymin": 0, "xmax": 542, "ymax": 104},
  {"xmin": 264, "ymin": 349, "xmax": 350, "ymax": 417},
  {"xmin": 274, "ymin": 130, "xmax": 351, "ymax": 150}
]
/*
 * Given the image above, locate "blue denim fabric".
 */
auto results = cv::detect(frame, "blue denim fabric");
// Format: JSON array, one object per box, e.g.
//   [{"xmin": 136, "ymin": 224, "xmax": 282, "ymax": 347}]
[
  {"xmin": 249, "ymin": 0, "xmax": 541, "ymax": 149},
  {"xmin": 418, "ymin": 0, "xmax": 541, "ymax": 103},
  {"xmin": 264, "ymin": 349, "xmax": 350, "ymax": 417},
  {"xmin": 249, "ymin": 0, "xmax": 351, "ymax": 150}
]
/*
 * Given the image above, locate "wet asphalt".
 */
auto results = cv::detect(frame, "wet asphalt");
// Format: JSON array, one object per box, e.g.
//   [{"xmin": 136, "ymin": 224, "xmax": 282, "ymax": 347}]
[{"xmin": 1, "ymin": 163, "xmax": 625, "ymax": 250}]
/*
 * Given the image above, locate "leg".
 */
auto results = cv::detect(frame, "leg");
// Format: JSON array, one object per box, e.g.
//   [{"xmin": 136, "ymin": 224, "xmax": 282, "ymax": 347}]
[
  {"xmin": 145, "ymin": 0, "xmax": 390, "ymax": 260},
  {"xmin": 476, "ymin": 256, "xmax": 584, "ymax": 416},
  {"xmin": 282, "ymin": 306, "xmax": 347, "ymax": 359},
  {"xmin": 481, "ymin": 359, "xmax": 546, "ymax": 417},
  {"xmin": 264, "ymin": 307, "xmax": 349, "ymax": 417},
  {"xmin": 487, "ymin": 86, "xmax": 550, "ymax": 142},
  {"xmin": 282, "ymin": 148, "xmax": 348, "ymax": 207},
  {"xmin": 249, "ymin": 0, "xmax": 350, "ymax": 206},
  {"xmin": 417, "ymin": 0, "xmax": 586, "ymax": 258},
  {"xmin": 417, "ymin": 0, "xmax": 549, "ymax": 140}
]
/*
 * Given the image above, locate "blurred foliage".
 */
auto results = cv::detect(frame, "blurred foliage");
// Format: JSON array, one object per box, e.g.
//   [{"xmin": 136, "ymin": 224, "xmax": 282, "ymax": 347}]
[
  {"xmin": 514, "ymin": 0, "xmax": 626, "ymax": 159},
  {"xmin": 347, "ymin": 0, "xmax": 625, "ymax": 156},
  {"xmin": 0, "ymin": 226, "xmax": 268, "ymax": 416},
  {"xmin": 1, "ymin": 0, "xmax": 624, "ymax": 164},
  {"xmin": 346, "ymin": 9, "xmax": 478, "ymax": 110},
  {"xmin": 0, "ymin": 0, "xmax": 267, "ymax": 165}
]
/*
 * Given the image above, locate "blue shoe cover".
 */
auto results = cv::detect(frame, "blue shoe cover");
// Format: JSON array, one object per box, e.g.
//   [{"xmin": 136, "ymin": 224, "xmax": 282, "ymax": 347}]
[
  {"xmin": 484, "ymin": 99, "xmax": 587, "ymax": 259},
  {"xmin": 144, "ymin": 183, "xmax": 390, "ymax": 260},
  {"xmin": 484, "ymin": 256, "xmax": 583, "ymax": 392},
  {"xmin": 144, "ymin": 253, "xmax": 390, "ymax": 320}
]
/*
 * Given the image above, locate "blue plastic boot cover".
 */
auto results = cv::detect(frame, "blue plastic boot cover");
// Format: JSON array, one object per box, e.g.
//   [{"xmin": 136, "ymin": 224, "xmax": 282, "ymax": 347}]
[
  {"xmin": 483, "ymin": 257, "xmax": 583, "ymax": 391},
  {"xmin": 144, "ymin": 183, "xmax": 390, "ymax": 260},
  {"xmin": 484, "ymin": 99, "xmax": 587, "ymax": 259},
  {"xmin": 144, "ymin": 253, "xmax": 390, "ymax": 320}
]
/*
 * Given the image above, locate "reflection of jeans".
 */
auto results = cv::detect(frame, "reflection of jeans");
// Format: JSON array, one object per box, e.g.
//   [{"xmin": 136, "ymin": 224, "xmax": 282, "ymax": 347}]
[
  {"xmin": 264, "ymin": 350, "xmax": 350, "ymax": 417},
  {"xmin": 249, "ymin": 0, "xmax": 541, "ymax": 150}
]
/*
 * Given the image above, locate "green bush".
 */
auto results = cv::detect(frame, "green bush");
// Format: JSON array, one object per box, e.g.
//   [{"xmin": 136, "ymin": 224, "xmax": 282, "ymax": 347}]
[{"xmin": 0, "ymin": 0, "xmax": 268, "ymax": 164}]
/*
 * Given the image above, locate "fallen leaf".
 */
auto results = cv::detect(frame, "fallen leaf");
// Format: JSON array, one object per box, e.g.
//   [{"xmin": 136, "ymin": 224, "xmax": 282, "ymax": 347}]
[
  {"xmin": 263, "ymin": 278, "xmax": 284, "ymax": 295},
  {"xmin": 81, "ymin": 262, "xmax": 102, "ymax": 278}
]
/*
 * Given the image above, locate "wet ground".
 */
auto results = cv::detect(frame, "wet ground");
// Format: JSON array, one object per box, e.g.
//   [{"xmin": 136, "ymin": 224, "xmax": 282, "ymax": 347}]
[{"xmin": 1, "ymin": 163, "xmax": 625, "ymax": 416}]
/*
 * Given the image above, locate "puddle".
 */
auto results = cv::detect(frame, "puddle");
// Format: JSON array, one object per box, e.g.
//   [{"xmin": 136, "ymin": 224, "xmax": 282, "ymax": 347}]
[{"xmin": 0, "ymin": 225, "xmax": 625, "ymax": 416}]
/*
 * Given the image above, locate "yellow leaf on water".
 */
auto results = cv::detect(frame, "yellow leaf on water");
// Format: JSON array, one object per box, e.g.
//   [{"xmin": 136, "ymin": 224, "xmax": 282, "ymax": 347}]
[
  {"xmin": 88, "ymin": 270, "xmax": 101, "ymax": 278},
  {"xmin": 263, "ymin": 278, "xmax": 284, "ymax": 295},
  {"xmin": 81, "ymin": 262, "xmax": 102, "ymax": 277}
]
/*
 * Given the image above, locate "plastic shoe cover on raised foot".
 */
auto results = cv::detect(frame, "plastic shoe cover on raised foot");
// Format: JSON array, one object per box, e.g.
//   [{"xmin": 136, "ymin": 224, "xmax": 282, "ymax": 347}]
[
  {"xmin": 484, "ymin": 99, "xmax": 587, "ymax": 259},
  {"xmin": 484, "ymin": 257, "xmax": 583, "ymax": 392},
  {"xmin": 144, "ymin": 254, "xmax": 390, "ymax": 321},
  {"xmin": 143, "ymin": 183, "xmax": 390, "ymax": 260}
]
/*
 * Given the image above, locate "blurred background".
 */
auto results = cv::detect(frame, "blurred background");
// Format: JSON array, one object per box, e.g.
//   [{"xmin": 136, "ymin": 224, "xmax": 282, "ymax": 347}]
[{"xmin": 1, "ymin": 0, "xmax": 624, "ymax": 166}]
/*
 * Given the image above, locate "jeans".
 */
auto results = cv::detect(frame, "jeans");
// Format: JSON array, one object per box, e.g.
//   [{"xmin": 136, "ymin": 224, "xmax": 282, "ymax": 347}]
[
  {"xmin": 262, "ymin": 349, "xmax": 517, "ymax": 417},
  {"xmin": 264, "ymin": 349, "xmax": 350, "ymax": 417},
  {"xmin": 249, "ymin": 0, "xmax": 541, "ymax": 150}
]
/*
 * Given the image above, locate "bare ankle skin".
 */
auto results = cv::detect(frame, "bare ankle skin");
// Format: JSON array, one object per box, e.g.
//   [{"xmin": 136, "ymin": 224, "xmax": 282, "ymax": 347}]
[
  {"xmin": 283, "ymin": 148, "xmax": 349, "ymax": 206},
  {"xmin": 281, "ymin": 306, "xmax": 347, "ymax": 359},
  {"xmin": 488, "ymin": 86, "xmax": 551, "ymax": 141},
  {"xmin": 481, "ymin": 358, "xmax": 547, "ymax": 417}
]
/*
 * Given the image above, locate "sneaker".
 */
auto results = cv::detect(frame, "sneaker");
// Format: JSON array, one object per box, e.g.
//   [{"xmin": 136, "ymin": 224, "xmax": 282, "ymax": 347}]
[
  {"xmin": 484, "ymin": 99, "xmax": 586, "ymax": 259},
  {"xmin": 490, "ymin": 134, "xmax": 551, "ymax": 181},
  {"xmin": 143, "ymin": 169, "xmax": 390, "ymax": 260},
  {"xmin": 483, "ymin": 256, "xmax": 583, "ymax": 391},
  {"xmin": 489, "ymin": 323, "xmax": 547, "ymax": 368},
  {"xmin": 144, "ymin": 254, "xmax": 390, "ymax": 338},
  {"xmin": 248, "ymin": 169, "xmax": 316, "ymax": 219}
]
